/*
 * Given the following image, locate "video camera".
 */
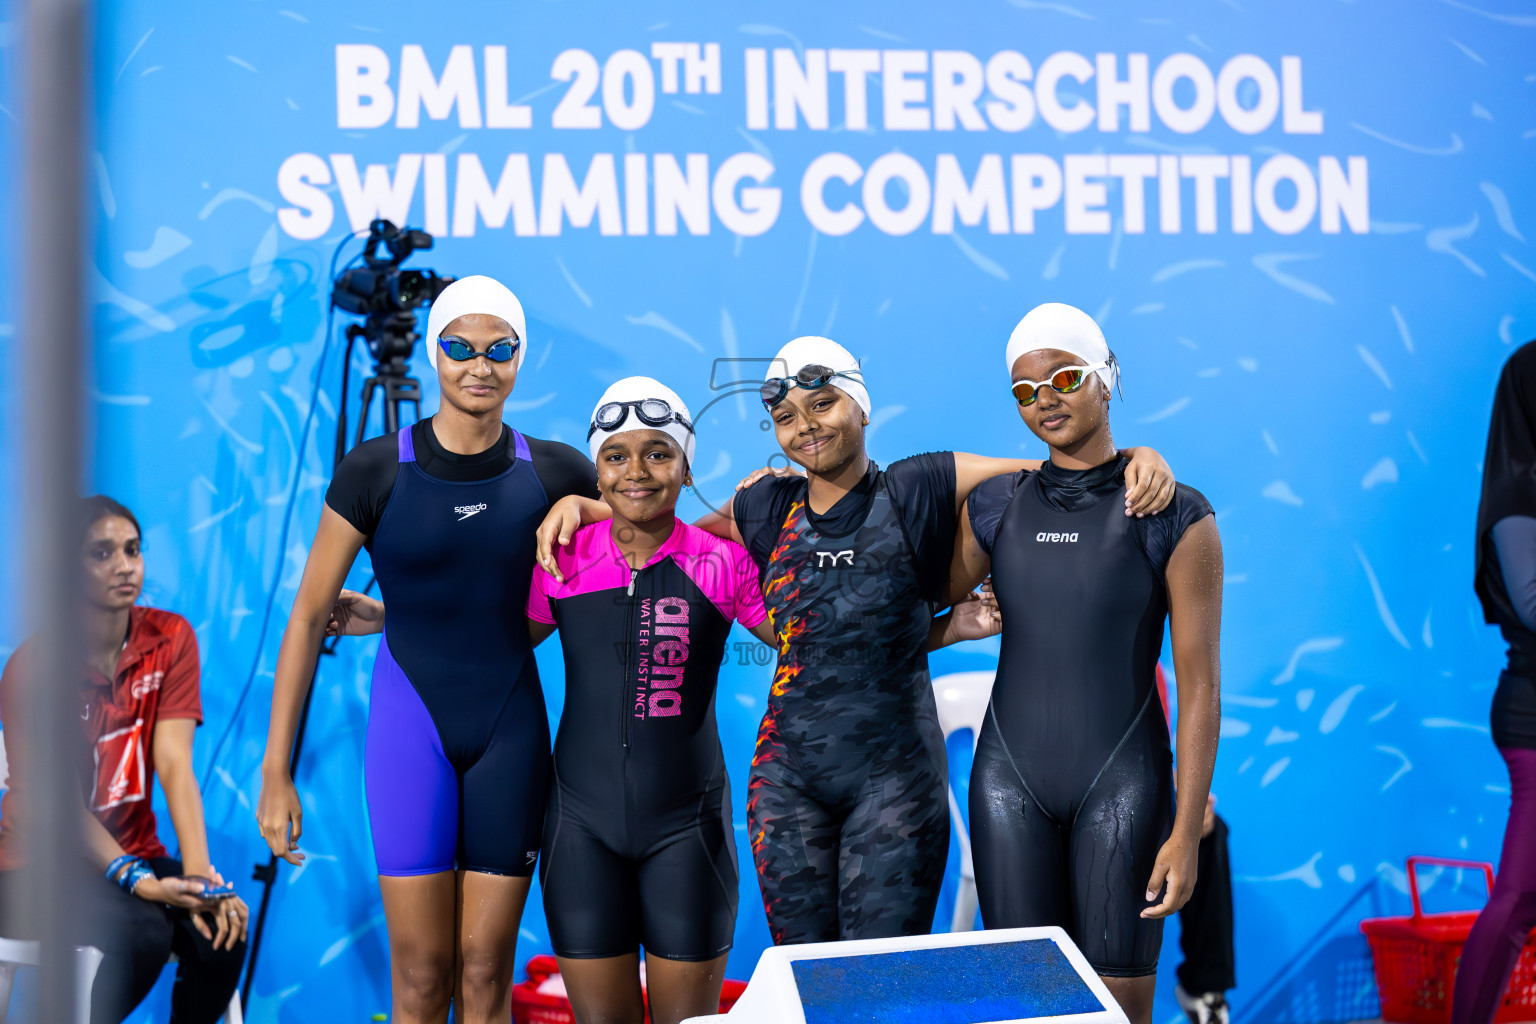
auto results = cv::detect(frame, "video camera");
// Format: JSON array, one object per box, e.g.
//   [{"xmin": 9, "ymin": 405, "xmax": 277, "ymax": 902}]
[
  {"xmin": 330, "ymin": 219, "xmax": 455, "ymax": 457},
  {"xmin": 331, "ymin": 218, "xmax": 455, "ymax": 375}
]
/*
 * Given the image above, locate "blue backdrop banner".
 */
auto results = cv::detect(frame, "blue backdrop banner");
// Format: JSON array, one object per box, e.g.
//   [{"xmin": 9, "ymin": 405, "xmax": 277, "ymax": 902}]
[{"xmin": 2, "ymin": 2, "xmax": 1535, "ymax": 1022}]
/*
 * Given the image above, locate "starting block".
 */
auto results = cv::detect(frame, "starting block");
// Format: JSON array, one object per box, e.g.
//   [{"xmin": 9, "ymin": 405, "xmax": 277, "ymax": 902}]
[{"xmin": 683, "ymin": 926, "xmax": 1127, "ymax": 1024}]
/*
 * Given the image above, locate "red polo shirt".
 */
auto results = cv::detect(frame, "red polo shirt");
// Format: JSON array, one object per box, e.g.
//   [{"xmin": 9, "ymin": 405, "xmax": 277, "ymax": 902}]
[{"xmin": 0, "ymin": 607, "xmax": 203, "ymax": 869}]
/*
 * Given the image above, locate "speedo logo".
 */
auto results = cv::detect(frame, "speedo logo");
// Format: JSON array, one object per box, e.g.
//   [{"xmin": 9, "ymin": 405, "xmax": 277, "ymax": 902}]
[
  {"xmin": 454, "ymin": 503, "xmax": 488, "ymax": 521},
  {"xmin": 1036, "ymin": 531, "xmax": 1079, "ymax": 543}
]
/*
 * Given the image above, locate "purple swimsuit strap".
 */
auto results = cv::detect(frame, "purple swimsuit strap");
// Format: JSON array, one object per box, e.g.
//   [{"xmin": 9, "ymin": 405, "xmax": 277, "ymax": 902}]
[{"xmin": 400, "ymin": 424, "xmax": 523, "ymax": 463}]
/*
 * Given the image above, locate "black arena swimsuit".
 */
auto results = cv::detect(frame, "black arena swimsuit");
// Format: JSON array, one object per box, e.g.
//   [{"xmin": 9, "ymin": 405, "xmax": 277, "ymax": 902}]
[
  {"xmin": 529, "ymin": 520, "xmax": 766, "ymax": 961},
  {"xmin": 967, "ymin": 456, "xmax": 1212, "ymax": 977}
]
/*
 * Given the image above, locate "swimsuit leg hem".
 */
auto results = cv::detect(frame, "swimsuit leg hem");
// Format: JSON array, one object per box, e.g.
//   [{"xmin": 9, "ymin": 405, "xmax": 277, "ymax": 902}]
[
  {"xmin": 552, "ymin": 946, "xmax": 641, "ymax": 960},
  {"xmin": 639, "ymin": 944, "xmax": 733, "ymax": 963},
  {"xmin": 461, "ymin": 863, "xmax": 536, "ymax": 878},
  {"xmin": 1093, "ymin": 961, "xmax": 1159, "ymax": 979},
  {"xmin": 377, "ymin": 865, "xmax": 456, "ymax": 878}
]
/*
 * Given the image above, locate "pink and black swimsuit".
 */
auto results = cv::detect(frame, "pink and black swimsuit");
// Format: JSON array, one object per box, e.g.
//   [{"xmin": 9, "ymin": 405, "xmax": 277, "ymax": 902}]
[{"xmin": 528, "ymin": 519, "xmax": 766, "ymax": 962}]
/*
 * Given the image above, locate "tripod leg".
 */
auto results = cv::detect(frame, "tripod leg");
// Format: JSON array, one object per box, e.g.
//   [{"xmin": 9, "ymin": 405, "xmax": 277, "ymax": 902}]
[
  {"xmin": 354, "ymin": 378, "xmax": 377, "ymax": 452},
  {"xmin": 381, "ymin": 376, "xmax": 422, "ymax": 437}
]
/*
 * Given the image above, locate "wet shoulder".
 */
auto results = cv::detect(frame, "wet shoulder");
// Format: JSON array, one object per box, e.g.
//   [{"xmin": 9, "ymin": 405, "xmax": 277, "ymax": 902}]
[{"xmin": 1137, "ymin": 482, "xmax": 1214, "ymax": 575}]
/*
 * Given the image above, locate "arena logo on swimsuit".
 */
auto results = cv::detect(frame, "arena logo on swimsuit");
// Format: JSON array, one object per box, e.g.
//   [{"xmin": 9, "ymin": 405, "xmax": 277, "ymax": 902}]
[
  {"xmin": 1036, "ymin": 531, "xmax": 1080, "ymax": 543},
  {"xmin": 635, "ymin": 597, "xmax": 689, "ymax": 719},
  {"xmin": 650, "ymin": 597, "xmax": 690, "ymax": 717}
]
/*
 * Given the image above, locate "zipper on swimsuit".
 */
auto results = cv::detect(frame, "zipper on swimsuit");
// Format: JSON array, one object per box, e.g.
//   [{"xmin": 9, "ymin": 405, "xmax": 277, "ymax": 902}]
[{"xmin": 623, "ymin": 565, "xmax": 638, "ymax": 748}]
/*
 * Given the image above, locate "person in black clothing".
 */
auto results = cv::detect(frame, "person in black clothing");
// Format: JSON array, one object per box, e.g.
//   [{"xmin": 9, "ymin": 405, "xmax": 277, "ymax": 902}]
[
  {"xmin": 1175, "ymin": 798, "xmax": 1236, "ymax": 1024},
  {"xmin": 1155, "ymin": 664, "xmax": 1237, "ymax": 1024},
  {"xmin": 951, "ymin": 303, "xmax": 1222, "ymax": 1024},
  {"xmin": 1456, "ymin": 339, "xmax": 1536, "ymax": 1024}
]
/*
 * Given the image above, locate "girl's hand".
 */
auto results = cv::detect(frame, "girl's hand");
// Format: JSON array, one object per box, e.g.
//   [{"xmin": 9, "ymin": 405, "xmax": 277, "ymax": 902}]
[
  {"xmin": 947, "ymin": 580, "xmax": 1002, "ymax": 642},
  {"xmin": 326, "ymin": 589, "xmax": 384, "ymax": 637},
  {"xmin": 536, "ymin": 496, "xmax": 592, "ymax": 583},
  {"xmin": 256, "ymin": 769, "xmax": 306, "ymax": 867},
  {"xmin": 1141, "ymin": 829, "xmax": 1199, "ymax": 918},
  {"xmin": 176, "ymin": 866, "xmax": 250, "ymax": 949},
  {"xmin": 735, "ymin": 464, "xmax": 803, "ymax": 492},
  {"xmin": 190, "ymin": 891, "xmax": 250, "ymax": 951},
  {"xmin": 1123, "ymin": 448, "xmax": 1176, "ymax": 518},
  {"xmin": 136, "ymin": 874, "xmax": 218, "ymax": 911}
]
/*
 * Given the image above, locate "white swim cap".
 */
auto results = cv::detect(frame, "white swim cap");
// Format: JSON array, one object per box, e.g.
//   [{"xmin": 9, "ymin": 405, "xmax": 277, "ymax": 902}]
[
  {"xmin": 424, "ymin": 275, "xmax": 529, "ymax": 370},
  {"xmin": 1004, "ymin": 303, "xmax": 1120, "ymax": 395},
  {"xmin": 765, "ymin": 336, "xmax": 871, "ymax": 416},
  {"xmin": 587, "ymin": 377, "xmax": 696, "ymax": 466}
]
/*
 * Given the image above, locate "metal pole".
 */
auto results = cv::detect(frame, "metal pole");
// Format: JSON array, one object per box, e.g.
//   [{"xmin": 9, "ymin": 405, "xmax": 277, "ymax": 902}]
[
  {"xmin": 20, "ymin": 0, "xmax": 90, "ymax": 1020},
  {"xmin": 240, "ymin": 651, "xmax": 326, "ymax": 1011}
]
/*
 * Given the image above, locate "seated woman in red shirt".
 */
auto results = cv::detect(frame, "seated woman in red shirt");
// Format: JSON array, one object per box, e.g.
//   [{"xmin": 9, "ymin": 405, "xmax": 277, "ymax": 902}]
[{"xmin": 0, "ymin": 495, "xmax": 248, "ymax": 1024}]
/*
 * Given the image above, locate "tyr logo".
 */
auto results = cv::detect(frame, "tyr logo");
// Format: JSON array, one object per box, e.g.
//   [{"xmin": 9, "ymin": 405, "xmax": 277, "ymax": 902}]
[{"xmin": 815, "ymin": 550, "xmax": 856, "ymax": 568}]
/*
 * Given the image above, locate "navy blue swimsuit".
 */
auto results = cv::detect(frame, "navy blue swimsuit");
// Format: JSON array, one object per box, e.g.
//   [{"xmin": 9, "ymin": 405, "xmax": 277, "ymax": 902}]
[{"xmin": 326, "ymin": 420, "xmax": 597, "ymax": 876}]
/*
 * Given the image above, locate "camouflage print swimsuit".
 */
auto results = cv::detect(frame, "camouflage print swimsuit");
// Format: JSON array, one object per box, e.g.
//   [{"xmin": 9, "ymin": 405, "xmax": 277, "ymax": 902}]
[{"xmin": 746, "ymin": 473, "xmax": 949, "ymax": 945}]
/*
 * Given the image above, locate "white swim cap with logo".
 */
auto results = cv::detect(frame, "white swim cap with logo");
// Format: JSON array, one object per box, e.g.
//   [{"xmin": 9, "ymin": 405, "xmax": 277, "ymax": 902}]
[
  {"xmin": 587, "ymin": 376, "xmax": 696, "ymax": 466},
  {"xmin": 766, "ymin": 336, "xmax": 871, "ymax": 416},
  {"xmin": 424, "ymin": 275, "xmax": 529, "ymax": 370},
  {"xmin": 1004, "ymin": 303, "xmax": 1120, "ymax": 395}
]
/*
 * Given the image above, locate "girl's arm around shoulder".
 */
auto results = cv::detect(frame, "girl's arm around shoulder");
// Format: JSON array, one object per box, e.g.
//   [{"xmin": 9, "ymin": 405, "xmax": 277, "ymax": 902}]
[{"xmin": 951, "ymin": 447, "xmax": 1175, "ymax": 517}]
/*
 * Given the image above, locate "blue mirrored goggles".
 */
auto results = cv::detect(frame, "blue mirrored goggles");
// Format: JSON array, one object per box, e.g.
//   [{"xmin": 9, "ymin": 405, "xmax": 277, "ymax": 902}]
[{"xmin": 438, "ymin": 336, "xmax": 521, "ymax": 363}]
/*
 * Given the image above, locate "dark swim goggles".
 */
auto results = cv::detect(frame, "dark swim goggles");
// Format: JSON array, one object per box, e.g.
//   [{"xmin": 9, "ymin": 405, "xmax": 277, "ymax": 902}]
[
  {"xmin": 586, "ymin": 398, "xmax": 695, "ymax": 440},
  {"xmin": 760, "ymin": 363, "xmax": 863, "ymax": 407},
  {"xmin": 438, "ymin": 335, "xmax": 521, "ymax": 362}
]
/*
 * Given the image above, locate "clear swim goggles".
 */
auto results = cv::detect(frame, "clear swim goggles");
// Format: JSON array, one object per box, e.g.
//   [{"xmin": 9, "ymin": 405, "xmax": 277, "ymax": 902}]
[{"xmin": 586, "ymin": 398, "xmax": 695, "ymax": 440}]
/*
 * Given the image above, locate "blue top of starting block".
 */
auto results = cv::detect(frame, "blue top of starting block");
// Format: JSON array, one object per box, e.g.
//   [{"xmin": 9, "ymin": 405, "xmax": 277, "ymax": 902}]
[{"xmin": 789, "ymin": 937, "xmax": 1105, "ymax": 1024}]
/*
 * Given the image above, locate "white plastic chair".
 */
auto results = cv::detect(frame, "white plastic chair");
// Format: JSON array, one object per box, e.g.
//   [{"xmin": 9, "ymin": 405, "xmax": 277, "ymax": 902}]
[
  {"xmin": 930, "ymin": 670, "xmax": 996, "ymax": 933},
  {"xmin": 0, "ymin": 938, "xmax": 105, "ymax": 1024}
]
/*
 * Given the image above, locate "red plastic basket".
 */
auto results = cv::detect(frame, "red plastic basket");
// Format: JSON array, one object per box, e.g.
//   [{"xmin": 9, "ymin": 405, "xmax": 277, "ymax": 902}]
[
  {"xmin": 511, "ymin": 954, "xmax": 747, "ymax": 1024},
  {"xmin": 1361, "ymin": 856, "xmax": 1536, "ymax": 1024}
]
